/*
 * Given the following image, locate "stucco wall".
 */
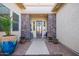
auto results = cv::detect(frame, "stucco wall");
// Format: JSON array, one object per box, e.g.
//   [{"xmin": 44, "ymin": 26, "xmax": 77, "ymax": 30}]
[{"xmin": 57, "ymin": 3, "xmax": 79, "ymax": 53}]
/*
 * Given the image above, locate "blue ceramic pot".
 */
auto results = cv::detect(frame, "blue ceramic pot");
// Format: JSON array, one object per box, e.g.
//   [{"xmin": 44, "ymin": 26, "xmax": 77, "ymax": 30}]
[{"xmin": 1, "ymin": 41, "xmax": 17, "ymax": 55}]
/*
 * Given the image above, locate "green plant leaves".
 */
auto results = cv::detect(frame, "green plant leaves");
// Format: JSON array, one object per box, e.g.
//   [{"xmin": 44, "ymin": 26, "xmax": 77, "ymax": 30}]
[{"xmin": 0, "ymin": 16, "xmax": 11, "ymax": 36}]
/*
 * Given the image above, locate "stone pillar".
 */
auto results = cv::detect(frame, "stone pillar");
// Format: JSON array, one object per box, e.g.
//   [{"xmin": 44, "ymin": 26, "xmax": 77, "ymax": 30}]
[
  {"xmin": 47, "ymin": 14, "xmax": 56, "ymax": 39},
  {"xmin": 21, "ymin": 14, "xmax": 31, "ymax": 39}
]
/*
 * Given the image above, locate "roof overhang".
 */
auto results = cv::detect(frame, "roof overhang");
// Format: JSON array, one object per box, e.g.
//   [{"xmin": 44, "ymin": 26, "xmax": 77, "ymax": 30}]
[
  {"xmin": 52, "ymin": 3, "xmax": 65, "ymax": 13},
  {"xmin": 16, "ymin": 3, "xmax": 26, "ymax": 10}
]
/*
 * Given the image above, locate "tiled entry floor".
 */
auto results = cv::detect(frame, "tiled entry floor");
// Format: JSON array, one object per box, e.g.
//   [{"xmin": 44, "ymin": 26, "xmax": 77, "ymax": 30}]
[{"xmin": 12, "ymin": 38, "xmax": 77, "ymax": 56}]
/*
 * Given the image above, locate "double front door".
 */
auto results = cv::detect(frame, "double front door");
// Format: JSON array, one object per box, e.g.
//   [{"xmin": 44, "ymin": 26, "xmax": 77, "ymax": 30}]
[
  {"xmin": 31, "ymin": 20, "xmax": 47, "ymax": 38},
  {"xmin": 36, "ymin": 21, "xmax": 42, "ymax": 38}
]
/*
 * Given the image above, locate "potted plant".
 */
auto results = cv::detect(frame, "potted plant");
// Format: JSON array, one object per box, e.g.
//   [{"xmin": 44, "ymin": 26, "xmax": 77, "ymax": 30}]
[
  {"xmin": 48, "ymin": 36, "xmax": 53, "ymax": 42},
  {"xmin": 52, "ymin": 38, "xmax": 59, "ymax": 44},
  {"xmin": 0, "ymin": 16, "xmax": 17, "ymax": 55}
]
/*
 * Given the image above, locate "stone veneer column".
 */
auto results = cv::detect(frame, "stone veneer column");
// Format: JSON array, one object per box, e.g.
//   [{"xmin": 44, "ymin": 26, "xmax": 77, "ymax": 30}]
[
  {"xmin": 47, "ymin": 14, "xmax": 56, "ymax": 39},
  {"xmin": 21, "ymin": 14, "xmax": 31, "ymax": 39}
]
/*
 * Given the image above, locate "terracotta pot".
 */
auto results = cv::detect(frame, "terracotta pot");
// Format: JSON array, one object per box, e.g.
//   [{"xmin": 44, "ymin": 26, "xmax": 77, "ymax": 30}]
[
  {"xmin": 52, "ymin": 39, "xmax": 59, "ymax": 44},
  {"xmin": 2, "ymin": 35, "xmax": 16, "ymax": 42},
  {"xmin": 48, "ymin": 37, "xmax": 53, "ymax": 42},
  {"xmin": 20, "ymin": 37, "xmax": 26, "ymax": 44}
]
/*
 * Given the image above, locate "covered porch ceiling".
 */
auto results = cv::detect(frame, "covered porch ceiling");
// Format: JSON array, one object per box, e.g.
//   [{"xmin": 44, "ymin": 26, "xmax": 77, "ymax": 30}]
[
  {"xmin": 22, "ymin": 3, "xmax": 56, "ymax": 14},
  {"xmin": 16, "ymin": 3, "xmax": 64, "ymax": 14}
]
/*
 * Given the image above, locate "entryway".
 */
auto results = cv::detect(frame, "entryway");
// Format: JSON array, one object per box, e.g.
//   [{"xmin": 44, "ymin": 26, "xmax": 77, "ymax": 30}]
[{"xmin": 30, "ymin": 14, "xmax": 47, "ymax": 38}]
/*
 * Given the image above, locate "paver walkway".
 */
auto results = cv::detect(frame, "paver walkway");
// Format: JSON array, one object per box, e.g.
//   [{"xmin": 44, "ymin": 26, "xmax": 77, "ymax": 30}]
[{"xmin": 25, "ymin": 39, "xmax": 49, "ymax": 55}]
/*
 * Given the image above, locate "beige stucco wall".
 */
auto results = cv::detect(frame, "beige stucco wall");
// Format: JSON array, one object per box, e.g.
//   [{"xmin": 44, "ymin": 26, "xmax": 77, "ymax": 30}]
[{"xmin": 57, "ymin": 3, "xmax": 79, "ymax": 54}]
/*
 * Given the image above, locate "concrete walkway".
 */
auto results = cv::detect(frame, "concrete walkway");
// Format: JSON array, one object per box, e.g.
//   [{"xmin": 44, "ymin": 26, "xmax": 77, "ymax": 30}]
[{"xmin": 25, "ymin": 39, "xmax": 49, "ymax": 55}]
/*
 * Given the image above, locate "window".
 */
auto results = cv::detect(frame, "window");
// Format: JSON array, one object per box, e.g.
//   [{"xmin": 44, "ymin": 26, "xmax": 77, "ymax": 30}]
[
  {"xmin": 0, "ymin": 4, "xmax": 10, "ymax": 31},
  {"xmin": 12, "ymin": 12, "xmax": 19, "ymax": 31}
]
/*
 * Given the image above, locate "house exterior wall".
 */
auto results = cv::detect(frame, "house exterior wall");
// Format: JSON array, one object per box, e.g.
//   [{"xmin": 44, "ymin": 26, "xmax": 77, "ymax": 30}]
[
  {"xmin": 47, "ymin": 14, "xmax": 56, "ymax": 39},
  {"xmin": 0, "ymin": 3, "xmax": 21, "ymax": 41},
  {"xmin": 21, "ymin": 14, "xmax": 56, "ymax": 39},
  {"xmin": 57, "ymin": 3, "xmax": 79, "ymax": 54}
]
